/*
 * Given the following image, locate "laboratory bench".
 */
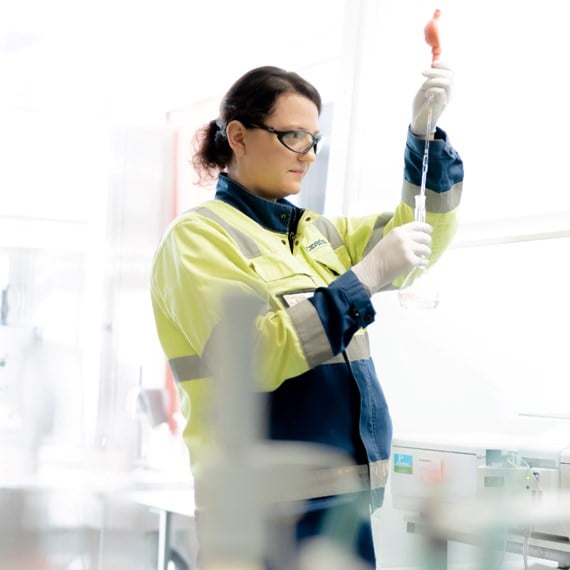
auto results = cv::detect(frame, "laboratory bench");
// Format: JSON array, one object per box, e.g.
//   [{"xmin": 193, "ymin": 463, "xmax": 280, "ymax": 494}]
[{"xmin": 0, "ymin": 456, "xmax": 197, "ymax": 570}]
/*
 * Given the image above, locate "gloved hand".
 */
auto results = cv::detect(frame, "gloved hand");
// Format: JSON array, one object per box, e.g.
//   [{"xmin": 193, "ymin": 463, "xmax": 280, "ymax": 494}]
[
  {"xmin": 411, "ymin": 62, "xmax": 454, "ymax": 136},
  {"xmin": 352, "ymin": 222, "xmax": 432, "ymax": 295}
]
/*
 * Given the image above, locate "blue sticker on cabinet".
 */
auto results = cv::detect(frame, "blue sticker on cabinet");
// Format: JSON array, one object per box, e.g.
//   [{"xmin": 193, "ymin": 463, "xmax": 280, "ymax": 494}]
[{"xmin": 393, "ymin": 453, "xmax": 413, "ymax": 474}]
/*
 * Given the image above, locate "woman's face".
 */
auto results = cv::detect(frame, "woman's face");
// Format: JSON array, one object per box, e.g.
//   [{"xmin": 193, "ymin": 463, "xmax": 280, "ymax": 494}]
[{"xmin": 227, "ymin": 92, "xmax": 320, "ymax": 201}]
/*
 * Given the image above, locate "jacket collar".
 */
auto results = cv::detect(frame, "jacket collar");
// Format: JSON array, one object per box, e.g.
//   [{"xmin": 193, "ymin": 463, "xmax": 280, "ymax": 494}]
[{"xmin": 214, "ymin": 173, "xmax": 304, "ymax": 234}]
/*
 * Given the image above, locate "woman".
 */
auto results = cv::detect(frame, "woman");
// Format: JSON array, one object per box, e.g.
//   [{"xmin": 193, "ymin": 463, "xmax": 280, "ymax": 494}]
[{"xmin": 151, "ymin": 65, "xmax": 463, "ymax": 567}]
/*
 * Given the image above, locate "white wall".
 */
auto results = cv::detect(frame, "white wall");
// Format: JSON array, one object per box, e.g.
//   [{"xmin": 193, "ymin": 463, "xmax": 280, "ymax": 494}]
[
  {"xmin": 370, "ymin": 236, "xmax": 570, "ymax": 431},
  {"xmin": 367, "ymin": 237, "xmax": 570, "ymax": 567}
]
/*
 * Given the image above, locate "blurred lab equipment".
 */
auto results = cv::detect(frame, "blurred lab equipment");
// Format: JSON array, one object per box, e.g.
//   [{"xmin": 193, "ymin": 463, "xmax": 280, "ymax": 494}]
[
  {"xmin": 0, "ymin": 227, "xmax": 196, "ymax": 570},
  {"xmin": 391, "ymin": 422, "xmax": 570, "ymax": 569}
]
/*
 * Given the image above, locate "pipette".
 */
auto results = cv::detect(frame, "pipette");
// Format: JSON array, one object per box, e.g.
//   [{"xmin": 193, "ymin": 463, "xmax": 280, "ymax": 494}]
[
  {"xmin": 397, "ymin": 97, "xmax": 439, "ymax": 309},
  {"xmin": 398, "ymin": 10, "xmax": 442, "ymax": 310},
  {"xmin": 416, "ymin": 93, "xmax": 434, "ymax": 224},
  {"xmin": 417, "ymin": 6, "xmax": 441, "ymax": 215}
]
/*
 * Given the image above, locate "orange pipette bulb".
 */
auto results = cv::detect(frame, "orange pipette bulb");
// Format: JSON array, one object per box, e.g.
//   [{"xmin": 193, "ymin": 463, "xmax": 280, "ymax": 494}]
[{"xmin": 424, "ymin": 8, "xmax": 441, "ymax": 66}]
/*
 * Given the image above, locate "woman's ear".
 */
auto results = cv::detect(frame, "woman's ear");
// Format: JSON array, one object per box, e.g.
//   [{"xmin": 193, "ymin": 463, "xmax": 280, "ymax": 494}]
[{"xmin": 226, "ymin": 120, "xmax": 248, "ymax": 157}]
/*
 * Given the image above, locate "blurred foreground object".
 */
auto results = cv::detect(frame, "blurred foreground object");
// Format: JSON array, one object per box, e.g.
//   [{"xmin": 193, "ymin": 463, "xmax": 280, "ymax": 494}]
[{"xmin": 198, "ymin": 292, "xmax": 371, "ymax": 570}]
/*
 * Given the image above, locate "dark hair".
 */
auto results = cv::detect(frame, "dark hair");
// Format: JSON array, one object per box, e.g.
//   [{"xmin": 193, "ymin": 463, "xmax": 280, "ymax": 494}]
[{"xmin": 192, "ymin": 66, "xmax": 322, "ymax": 185}]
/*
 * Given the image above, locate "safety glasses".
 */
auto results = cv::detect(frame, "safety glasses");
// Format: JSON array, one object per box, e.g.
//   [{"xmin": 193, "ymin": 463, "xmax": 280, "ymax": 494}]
[{"xmin": 248, "ymin": 123, "xmax": 323, "ymax": 155}]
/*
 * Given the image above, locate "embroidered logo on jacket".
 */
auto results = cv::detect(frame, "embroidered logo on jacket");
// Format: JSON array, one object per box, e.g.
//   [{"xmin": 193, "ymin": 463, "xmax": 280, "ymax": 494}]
[{"xmin": 306, "ymin": 239, "xmax": 327, "ymax": 251}]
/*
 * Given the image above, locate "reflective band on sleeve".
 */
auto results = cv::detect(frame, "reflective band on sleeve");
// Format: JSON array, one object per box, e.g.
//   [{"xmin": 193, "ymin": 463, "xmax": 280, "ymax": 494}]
[
  {"xmin": 196, "ymin": 206, "xmax": 262, "ymax": 259},
  {"xmin": 369, "ymin": 458, "xmax": 390, "ymax": 489},
  {"xmin": 345, "ymin": 332, "xmax": 370, "ymax": 361},
  {"xmin": 288, "ymin": 299, "xmax": 334, "ymax": 368},
  {"xmin": 312, "ymin": 216, "xmax": 344, "ymax": 249},
  {"xmin": 362, "ymin": 213, "xmax": 392, "ymax": 257},
  {"xmin": 170, "ymin": 330, "xmax": 371, "ymax": 383},
  {"xmin": 402, "ymin": 180, "xmax": 463, "ymax": 213},
  {"xmin": 323, "ymin": 332, "xmax": 370, "ymax": 365},
  {"xmin": 169, "ymin": 354, "xmax": 209, "ymax": 383}
]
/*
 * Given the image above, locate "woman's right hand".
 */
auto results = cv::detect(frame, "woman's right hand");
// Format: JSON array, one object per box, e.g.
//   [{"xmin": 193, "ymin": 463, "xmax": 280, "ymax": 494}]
[{"xmin": 352, "ymin": 221, "xmax": 432, "ymax": 294}]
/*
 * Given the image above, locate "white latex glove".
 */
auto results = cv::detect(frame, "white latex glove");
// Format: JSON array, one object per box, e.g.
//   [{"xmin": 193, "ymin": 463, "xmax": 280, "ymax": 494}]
[
  {"xmin": 411, "ymin": 62, "xmax": 454, "ymax": 136},
  {"xmin": 352, "ymin": 222, "xmax": 433, "ymax": 295}
]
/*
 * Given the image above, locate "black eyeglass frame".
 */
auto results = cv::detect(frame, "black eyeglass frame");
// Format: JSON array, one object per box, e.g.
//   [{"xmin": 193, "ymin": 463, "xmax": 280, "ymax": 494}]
[{"xmin": 247, "ymin": 122, "xmax": 322, "ymax": 155}]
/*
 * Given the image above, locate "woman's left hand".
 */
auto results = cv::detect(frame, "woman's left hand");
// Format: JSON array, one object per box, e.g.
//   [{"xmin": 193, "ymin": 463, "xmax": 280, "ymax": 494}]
[{"xmin": 411, "ymin": 61, "xmax": 454, "ymax": 136}]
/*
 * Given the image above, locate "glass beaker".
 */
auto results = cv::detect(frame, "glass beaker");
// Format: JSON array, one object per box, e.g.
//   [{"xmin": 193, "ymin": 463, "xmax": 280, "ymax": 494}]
[{"xmin": 398, "ymin": 265, "xmax": 440, "ymax": 310}]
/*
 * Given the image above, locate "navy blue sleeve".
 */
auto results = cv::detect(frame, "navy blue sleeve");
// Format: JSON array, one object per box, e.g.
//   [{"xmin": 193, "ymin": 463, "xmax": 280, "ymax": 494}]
[
  {"xmin": 404, "ymin": 126, "xmax": 464, "ymax": 192},
  {"xmin": 309, "ymin": 270, "xmax": 375, "ymax": 354}
]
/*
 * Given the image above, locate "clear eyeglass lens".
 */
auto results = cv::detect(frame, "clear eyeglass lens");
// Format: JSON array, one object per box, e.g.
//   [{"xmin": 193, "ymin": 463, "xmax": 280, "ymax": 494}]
[{"xmin": 282, "ymin": 131, "xmax": 315, "ymax": 154}]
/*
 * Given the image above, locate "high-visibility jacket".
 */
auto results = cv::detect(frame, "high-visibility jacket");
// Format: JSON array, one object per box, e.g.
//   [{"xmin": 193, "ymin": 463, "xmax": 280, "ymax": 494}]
[{"xmin": 151, "ymin": 128, "xmax": 463, "ymax": 493}]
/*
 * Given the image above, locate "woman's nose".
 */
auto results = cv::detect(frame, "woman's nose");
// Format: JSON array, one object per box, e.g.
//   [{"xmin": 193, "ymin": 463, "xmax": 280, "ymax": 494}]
[{"xmin": 300, "ymin": 148, "xmax": 317, "ymax": 162}]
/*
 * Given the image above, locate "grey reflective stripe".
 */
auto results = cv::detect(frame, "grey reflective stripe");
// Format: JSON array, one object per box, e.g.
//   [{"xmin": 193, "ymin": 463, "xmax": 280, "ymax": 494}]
[
  {"xmin": 369, "ymin": 458, "xmax": 390, "ymax": 489},
  {"xmin": 196, "ymin": 206, "xmax": 262, "ymax": 259},
  {"xmin": 170, "ymin": 330, "xmax": 371, "ymax": 383},
  {"xmin": 288, "ymin": 299, "xmax": 334, "ymax": 368},
  {"xmin": 169, "ymin": 354, "xmax": 209, "ymax": 383},
  {"xmin": 314, "ymin": 212, "xmax": 392, "ymax": 262},
  {"xmin": 274, "ymin": 459, "xmax": 390, "ymax": 502},
  {"xmin": 362, "ymin": 213, "xmax": 392, "ymax": 257},
  {"xmin": 402, "ymin": 180, "xmax": 463, "ymax": 213},
  {"xmin": 312, "ymin": 216, "xmax": 345, "ymax": 249},
  {"xmin": 324, "ymin": 333, "xmax": 370, "ymax": 365}
]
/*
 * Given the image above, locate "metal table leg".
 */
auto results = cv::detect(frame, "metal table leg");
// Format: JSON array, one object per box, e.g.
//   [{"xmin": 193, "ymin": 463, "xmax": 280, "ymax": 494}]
[{"xmin": 157, "ymin": 509, "xmax": 172, "ymax": 570}]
